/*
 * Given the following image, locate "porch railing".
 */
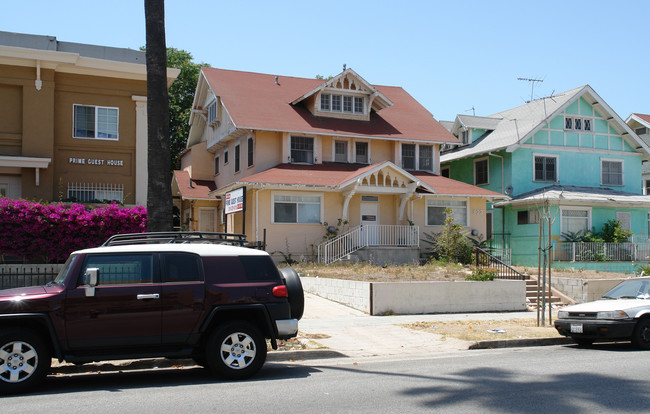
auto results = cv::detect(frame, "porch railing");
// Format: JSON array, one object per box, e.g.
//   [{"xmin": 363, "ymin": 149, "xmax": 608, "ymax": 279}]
[
  {"xmin": 552, "ymin": 241, "xmax": 650, "ymax": 262},
  {"xmin": 317, "ymin": 225, "xmax": 419, "ymax": 265}
]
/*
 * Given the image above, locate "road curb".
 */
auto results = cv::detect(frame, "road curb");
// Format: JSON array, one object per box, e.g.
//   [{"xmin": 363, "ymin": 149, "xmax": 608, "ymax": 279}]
[{"xmin": 469, "ymin": 337, "xmax": 574, "ymax": 349}]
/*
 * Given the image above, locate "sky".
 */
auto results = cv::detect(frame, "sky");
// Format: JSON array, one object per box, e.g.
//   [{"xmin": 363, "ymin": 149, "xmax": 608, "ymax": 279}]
[{"xmin": 4, "ymin": 0, "xmax": 649, "ymax": 122}]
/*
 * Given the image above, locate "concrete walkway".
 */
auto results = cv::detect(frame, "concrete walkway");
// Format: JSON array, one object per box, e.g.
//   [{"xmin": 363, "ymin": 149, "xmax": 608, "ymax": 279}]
[{"xmin": 51, "ymin": 293, "xmax": 568, "ymax": 375}]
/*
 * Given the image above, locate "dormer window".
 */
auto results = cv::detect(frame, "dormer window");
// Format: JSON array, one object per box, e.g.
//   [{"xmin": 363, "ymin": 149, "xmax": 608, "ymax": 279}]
[
  {"xmin": 320, "ymin": 93, "xmax": 364, "ymax": 114},
  {"xmin": 207, "ymin": 101, "xmax": 219, "ymax": 127}
]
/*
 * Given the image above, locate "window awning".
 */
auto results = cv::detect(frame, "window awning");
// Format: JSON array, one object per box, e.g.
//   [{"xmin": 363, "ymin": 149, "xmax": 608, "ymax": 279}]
[{"xmin": 0, "ymin": 155, "xmax": 51, "ymax": 186}]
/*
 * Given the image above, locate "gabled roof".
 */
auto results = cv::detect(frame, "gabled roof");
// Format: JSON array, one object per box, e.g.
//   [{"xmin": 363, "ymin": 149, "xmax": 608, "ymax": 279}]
[
  {"xmin": 196, "ymin": 67, "xmax": 457, "ymax": 144},
  {"xmin": 290, "ymin": 68, "xmax": 393, "ymax": 111},
  {"xmin": 451, "ymin": 114, "xmax": 503, "ymax": 134},
  {"xmin": 441, "ymin": 85, "xmax": 650, "ymax": 162},
  {"xmin": 630, "ymin": 113, "xmax": 650, "ymax": 125},
  {"xmin": 494, "ymin": 185, "xmax": 650, "ymax": 208},
  {"xmin": 172, "ymin": 170, "xmax": 217, "ymax": 200},
  {"xmin": 209, "ymin": 162, "xmax": 505, "ymax": 199}
]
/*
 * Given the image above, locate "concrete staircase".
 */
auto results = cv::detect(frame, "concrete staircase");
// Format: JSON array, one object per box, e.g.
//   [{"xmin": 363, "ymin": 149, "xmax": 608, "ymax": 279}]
[{"xmin": 524, "ymin": 275, "xmax": 566, "ymax": 308}]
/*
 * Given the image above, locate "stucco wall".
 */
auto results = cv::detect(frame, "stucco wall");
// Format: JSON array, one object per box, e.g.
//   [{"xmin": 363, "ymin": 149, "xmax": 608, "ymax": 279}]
[
  {"xmin": 301, "ymin": 276, "xmax": 527, "ymax": 315},
  {"xmin": 553, "ymin": 277, "xmax": 625, "ymax": 303}
]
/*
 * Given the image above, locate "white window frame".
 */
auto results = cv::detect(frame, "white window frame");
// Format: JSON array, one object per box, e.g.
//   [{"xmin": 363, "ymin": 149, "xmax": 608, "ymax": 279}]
[
  {"xmin": 425, "ymin": 197, "xmax": 469, "ymax": 227},
  {"xmin": 333, "ymin": 139, "xmax": 349, "ymax": 163},
  {"xmin": 601, "ymin": 158, "xmax": 624, "ymax": 186},
  {"xmin": 354, "ymin": 140, "xmax": 370, "ymax": 164},
  {"xmin": 271, "ymin": 191, "xmax": 323, "ymax": 224},
  {"xmin": 533, "ymin": 153, "xmax": 559, "ymax": 183},
  {"xmin": 319, "ymin": 93, "xmax": 364, "ymax": 114},
  {"xmin": 418, "ymin": 144, "xmax": 434, "ymax": 172},
  {"xmin": 207, "ymin": 100, "xmax": 219, "ymax": 126},
  {"xmin": 474, "ymin": 157, "xmax": 489, "ymax": 186},
  {"xmin": 560, "ymin": 206, "xmax": 592, "ymax": 235},
  {"xmin": 320, "ymin": 93, "xmax": 331, "ymax": 111},
  {"xmin": 564, "ymin": 116, "xmax": 593, "ymax": 132},
  {"xmin": 73, "ymin": 104, "xmax": 119, "ymax": 140},
  {"xmin": 290, "ymin": 136, "xmax": 315, "ymax": 164}
]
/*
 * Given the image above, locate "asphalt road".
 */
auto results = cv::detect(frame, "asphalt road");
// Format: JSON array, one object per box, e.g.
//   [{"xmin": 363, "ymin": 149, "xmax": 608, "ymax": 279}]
[{"xmin": 5, "ymin": 342, "xmax": 650, "ymax": 413}]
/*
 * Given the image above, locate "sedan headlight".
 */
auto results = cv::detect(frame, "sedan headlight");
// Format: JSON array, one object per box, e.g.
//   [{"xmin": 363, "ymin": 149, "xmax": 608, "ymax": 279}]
[
  {"xmin": 558, "ymin": 310, "xmax": 569, "ymax": 319},
  {"xmin": 596, "ymin": 310, "xmax": 629, "ymax": 319}
]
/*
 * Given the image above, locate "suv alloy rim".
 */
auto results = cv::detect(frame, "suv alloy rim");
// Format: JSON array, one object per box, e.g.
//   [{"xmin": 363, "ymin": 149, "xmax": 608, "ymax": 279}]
[
  {"xmin": 0, "ymin": 340, "xmax": 38, "ymax": 383},
  {"xmin": 220, "ymin": 332, "xmax": 257, "ymax": 369}
]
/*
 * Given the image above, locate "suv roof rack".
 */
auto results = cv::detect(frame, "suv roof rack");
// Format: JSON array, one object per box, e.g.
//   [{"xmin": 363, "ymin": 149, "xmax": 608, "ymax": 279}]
[{"xmin": 102, "ymin": 232, "xmax": 249, "ymax": 247}]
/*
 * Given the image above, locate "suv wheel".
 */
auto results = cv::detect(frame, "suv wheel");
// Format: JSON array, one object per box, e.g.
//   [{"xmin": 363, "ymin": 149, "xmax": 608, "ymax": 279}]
[
  {"xmin": 206, "ymin": 321, "xmax": 267, "ymax": 380},
  {"xmin": 0, "ymin": 328, "xmax": 51, "ymax": 393},
  {"xmin": 632, "ymin": 318, "xmax": 650, "ymax": 350}
]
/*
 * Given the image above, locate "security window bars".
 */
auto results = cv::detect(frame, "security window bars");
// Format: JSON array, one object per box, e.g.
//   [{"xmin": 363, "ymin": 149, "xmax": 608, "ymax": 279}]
[
  {"xmin": 562, "ymin": 209, "xmax": 589, "ymax": 234},
  {"xmin": 74, "ymin": 105, "xmax": 118, "ymax": 139},
  {"xmin": 601, "ymin": 160, "xmax": 623, "ymax": 186},
  {"xmin": 67, "ymin": 182, "xmax": 124, "ymax": 203},
  {"xmin": 273, "ymin": 194, "xmax": 321, "ymax": 223},
  {"xmin": 534, "ymin": 156, "xmax": 557, "ymax": 182},
  {"xmin": 290, "ymin": 136, "xmax": 314, "ymax": 164}
]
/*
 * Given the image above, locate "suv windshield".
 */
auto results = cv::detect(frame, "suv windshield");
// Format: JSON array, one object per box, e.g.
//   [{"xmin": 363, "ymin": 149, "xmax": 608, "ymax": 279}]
[
  {"xmin": 52, "ymin": 254, "xmax": 78, "ymax": 285},
  {"xmin": 603, "ymin": 279, "xmax": 650, "ymax": 299}
]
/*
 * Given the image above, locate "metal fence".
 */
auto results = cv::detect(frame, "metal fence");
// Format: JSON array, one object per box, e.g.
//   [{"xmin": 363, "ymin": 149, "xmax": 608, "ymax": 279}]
[
  {"xmin": 552, "ymin": 242, "xmax": 650, "ymax": 263},
  {"xmin": 0, "ymin": 265, "xmax": 64, "ymax": 289}
]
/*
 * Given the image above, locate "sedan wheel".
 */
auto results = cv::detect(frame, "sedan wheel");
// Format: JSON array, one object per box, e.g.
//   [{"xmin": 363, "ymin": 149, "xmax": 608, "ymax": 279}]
[
  {"xmin": 206, "ymin": 321, "xmax": 267, "ymax": 380},
  {"xmin": 632, "ymin": 318, "xmax": 650, "ymax": 350}
]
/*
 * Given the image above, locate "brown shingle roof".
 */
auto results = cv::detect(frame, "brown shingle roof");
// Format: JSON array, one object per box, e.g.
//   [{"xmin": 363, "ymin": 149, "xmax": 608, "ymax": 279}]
[
  {"xmin": 173, "ymin": 170, "xmax": 217, "ymax": 199},
  {"xmin": 202, "ymin": 67, "xmax": 458, "ymax": 143}
]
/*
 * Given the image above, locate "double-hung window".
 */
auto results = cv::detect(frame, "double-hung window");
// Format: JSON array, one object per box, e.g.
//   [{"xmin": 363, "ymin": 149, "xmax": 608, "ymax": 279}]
[
  {"xmin": 534, "ymin": 155, "xmax": 557, "ymax": 182},
  {"xmin": 290, "ymin": 136, "xmax": 314, "ymax": 164},
  {"xmin": 355, "ymin": 142, "xmax": 369, "ymax": 164},
  {"xmin": 273, "ymin": 193, "xmax": 321, "ymax": 223},
  {"xmin": 335, "ymin": 141, "xmax": 348, "ymax": 162},
  {"xmin": 402, "ymin": 144, "xmax": 416, "ymax": 170},
  {"xmin": 474, "ymin": 158, "xmax": 489, "ymax": 185},
  {"xmin": 73, "ymin": 104, "xmax": 118, "ymax": 139},
  {"xmin": 561, "ymin": 208, "xmax": 590, "ymax": 235},
  {"xmin": 427, "ymin": 199, "xmax": 468, "ymax": 226},
  {"xmin": 419, "ymin": 145, "xmax": 433, "ymax": 171},
  {"xmin": 601, "ymin": 159, "xmax": 623, "ymax": 186},
  {"xmin": 320, "ymin": 94, "xmax": 331, "ymax": 111}
]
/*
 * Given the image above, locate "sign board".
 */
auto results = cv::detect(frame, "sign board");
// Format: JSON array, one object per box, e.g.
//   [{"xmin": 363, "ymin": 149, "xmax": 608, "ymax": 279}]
[{"xmin": 225, "ymin": 187, "xmax": 245, "ymax": 215}]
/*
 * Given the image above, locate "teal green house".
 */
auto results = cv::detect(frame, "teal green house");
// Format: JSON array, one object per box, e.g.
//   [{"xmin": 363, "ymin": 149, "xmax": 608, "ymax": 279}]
[{"xmin": 440, "ymin": 85, "xmax": 650, "ymax": 271}]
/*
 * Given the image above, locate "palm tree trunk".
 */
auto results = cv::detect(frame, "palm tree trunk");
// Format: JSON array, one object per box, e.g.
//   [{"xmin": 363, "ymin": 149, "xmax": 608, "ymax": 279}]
[{"xmin": 145, "ymin": 0, "xmax": 172, "ymax": 231}]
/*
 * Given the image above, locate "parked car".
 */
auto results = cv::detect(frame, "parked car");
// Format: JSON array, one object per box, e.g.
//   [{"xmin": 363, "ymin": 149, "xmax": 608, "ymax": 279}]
[
  {"xmin": 554, "ymin": 277, "xmax": 650, "ymax": 348},
  {"xmin": 0, "ymin": 232, "xmax": 304, "ymax": 393}
]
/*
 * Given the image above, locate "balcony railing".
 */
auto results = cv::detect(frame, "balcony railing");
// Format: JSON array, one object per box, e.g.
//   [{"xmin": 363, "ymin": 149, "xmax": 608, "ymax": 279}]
[{"xmin": 552, "ymin": 241, "xmax": 650, "ymax": 262}]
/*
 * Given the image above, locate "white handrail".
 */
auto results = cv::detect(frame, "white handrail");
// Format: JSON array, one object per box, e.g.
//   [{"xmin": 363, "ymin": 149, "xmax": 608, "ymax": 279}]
[{"xmin": 317, "ymin": 225, "xmax": 419, "ymax": 264}]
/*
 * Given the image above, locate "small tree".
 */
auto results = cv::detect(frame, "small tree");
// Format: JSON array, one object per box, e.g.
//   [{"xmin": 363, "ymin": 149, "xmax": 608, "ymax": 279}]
[
  {"xmin": 600, "ymin": 219, "xmax": 632, "ymax": 243},
  {"xmin": 422, "ymin": 208, "xmax": 473, "ymax": 264}
]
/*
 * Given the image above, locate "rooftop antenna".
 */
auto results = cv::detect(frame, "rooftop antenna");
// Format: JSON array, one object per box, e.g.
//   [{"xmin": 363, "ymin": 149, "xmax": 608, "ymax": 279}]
[
  {"xmin": 465, "ymin": 106, "xmax": 476, "ymax": 116},
  {"xmin": 342, "ymin": 63, "xmax": 347, "ymax": 71},
  {"xmin": 517, "ymin": 77, "xmax": 544, "ymax": 102}
]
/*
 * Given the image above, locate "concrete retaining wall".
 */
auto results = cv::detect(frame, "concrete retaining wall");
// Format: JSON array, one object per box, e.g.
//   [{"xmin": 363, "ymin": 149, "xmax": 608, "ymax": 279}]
[
  {"xmin": 553, "ymin": 277, "xmax": 625, "ymax": 303},
  {"xmin": 301, "ymin": 276, "xmax": 526, "ymax": 315}
]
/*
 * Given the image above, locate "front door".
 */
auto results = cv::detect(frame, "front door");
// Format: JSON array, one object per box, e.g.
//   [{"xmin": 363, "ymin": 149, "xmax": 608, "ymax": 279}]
[{"xmin": 360, "ymin": 202, "xmax": 379, "ymax": 245}]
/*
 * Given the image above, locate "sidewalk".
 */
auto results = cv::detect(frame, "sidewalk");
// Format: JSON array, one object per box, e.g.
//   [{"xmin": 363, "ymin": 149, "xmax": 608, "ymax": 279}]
[{"xmin": 50, "ymin": 293, "xmax": 569, "ymax": 375}]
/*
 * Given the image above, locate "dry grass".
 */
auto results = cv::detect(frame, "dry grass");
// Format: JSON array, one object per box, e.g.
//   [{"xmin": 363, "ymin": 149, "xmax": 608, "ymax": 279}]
[
  {"xmin": 287, "ymin": 261, "xmax": 470, "ymax": 282},
  {"xmin": 403, "ymin": 319, "xmax": 563, "ymax": 342}
]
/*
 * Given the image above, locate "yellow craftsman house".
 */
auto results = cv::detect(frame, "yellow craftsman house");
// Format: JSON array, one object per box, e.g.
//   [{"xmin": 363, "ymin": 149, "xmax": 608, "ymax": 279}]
[{"xmin": 173, "ymin": 67, "xmax": 506, "ymax": 263}]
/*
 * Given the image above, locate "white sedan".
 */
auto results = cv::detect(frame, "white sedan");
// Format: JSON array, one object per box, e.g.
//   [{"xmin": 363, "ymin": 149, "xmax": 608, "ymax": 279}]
[{"xmin": 554, "ymin": 277, "xmax": 650, "ymax": 348}]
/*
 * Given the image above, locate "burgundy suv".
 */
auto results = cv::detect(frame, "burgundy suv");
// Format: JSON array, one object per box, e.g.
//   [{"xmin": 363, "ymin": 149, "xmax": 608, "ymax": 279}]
[{"xmin": 0, "ymin": 232, "xmax": 304, "ymax": 393}]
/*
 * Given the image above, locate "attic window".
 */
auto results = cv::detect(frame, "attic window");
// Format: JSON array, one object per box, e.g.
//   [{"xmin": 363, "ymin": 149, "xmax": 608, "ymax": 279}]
[
  {"xmin": 636, "ymin": 127, "xmax": 648, "ymax": 136},
  {"xmin": 320, "ymin": 93, "xmax": 364, "ymax": 114},
  {"xmin": 565, "ymin": 116, "xmax": 592, "ymax": 132},
  {"xmin": 208, "ymin": 101, "xmax": 219, "ymax": 126}
]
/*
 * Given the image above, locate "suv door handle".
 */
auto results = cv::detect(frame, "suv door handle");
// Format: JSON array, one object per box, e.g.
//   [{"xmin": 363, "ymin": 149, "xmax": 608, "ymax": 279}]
[{"xmin": 137, "ymin": 294, "xmax": 160, "ymax": 300}]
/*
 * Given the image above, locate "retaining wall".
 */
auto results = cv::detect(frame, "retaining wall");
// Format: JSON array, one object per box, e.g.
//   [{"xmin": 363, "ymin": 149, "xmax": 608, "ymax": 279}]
[
  {"xmin": 553, "ymin": 277, "xmax": 626, "ymax": 303},
  {"xmin": 301, "ymin": 276, "xmax": 526, "ymax": 315}
]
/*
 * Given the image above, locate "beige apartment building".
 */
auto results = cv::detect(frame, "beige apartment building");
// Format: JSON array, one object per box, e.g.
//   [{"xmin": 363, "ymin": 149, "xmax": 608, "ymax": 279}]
[
  {"xmin": 0, "ymin": 31, "xmax": 178, "ymax": 205},
  {"xmin": 174, "ymin": 67, "xmax": 506, "ymax": 262}
]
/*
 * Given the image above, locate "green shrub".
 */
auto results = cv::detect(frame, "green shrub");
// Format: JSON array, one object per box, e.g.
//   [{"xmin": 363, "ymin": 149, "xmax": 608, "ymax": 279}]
[{"xmin": 466, "ymin": 267, "xmax": 497, "ymax": 281}]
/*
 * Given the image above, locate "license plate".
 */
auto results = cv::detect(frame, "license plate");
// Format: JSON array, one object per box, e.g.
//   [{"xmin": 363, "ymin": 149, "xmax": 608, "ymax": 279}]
[{"xmin": 570, "ymin": 324, "xmax": 583, "ymax": 334}]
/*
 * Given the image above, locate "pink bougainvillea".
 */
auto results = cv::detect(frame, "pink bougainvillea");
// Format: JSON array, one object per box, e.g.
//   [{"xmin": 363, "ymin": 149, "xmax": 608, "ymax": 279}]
[{"xmin": 0, "ymin": 199, "xmax": 147, "ymax": 263}]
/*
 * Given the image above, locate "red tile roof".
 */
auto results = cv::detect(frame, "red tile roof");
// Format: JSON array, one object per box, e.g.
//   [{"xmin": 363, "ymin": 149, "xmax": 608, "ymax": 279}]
[
  {"xmin": 173, "ymin": 170, "xmax": 217, "ymax": 199},
  {"xmin": 201, "ymin": 68, "xmax": 458, "ymax": 144},
  {"xmin": 236, "ymin": 163, "xmax": 504, "ymax": 198}
]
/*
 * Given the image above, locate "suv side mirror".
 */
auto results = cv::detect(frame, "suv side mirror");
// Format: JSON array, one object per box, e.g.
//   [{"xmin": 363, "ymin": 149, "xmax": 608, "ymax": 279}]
[{"xmin": 83, "ymin": 268, "xmax": 99, "ymax": 296}]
